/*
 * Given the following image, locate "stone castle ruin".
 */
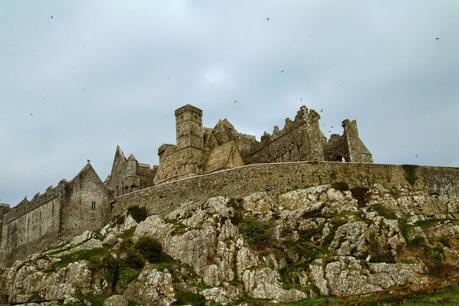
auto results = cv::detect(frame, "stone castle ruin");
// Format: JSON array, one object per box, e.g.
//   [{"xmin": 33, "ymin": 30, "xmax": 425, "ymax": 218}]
[
  {"xmin": 0, "ymin": 104, "xmax": 391, "ymax": 265},
  {"xmin": 111, "ymin": 104, "xmax": 373, "ymax": 193}
]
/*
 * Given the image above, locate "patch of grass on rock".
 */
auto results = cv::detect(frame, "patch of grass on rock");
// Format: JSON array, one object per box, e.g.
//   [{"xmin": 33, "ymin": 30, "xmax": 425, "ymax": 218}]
[
  {"xmin": 173, "ymin": 290, "xmax": 206, "ymax": 306},
  {"xmin": 372, "ymin": 204, "xmax": 397, "ymax": 219},
  {"xmin": 55, "ymin": 245, "xmax": 110, "ymax": 269},
  {"xmin": 238, "ymin": 216, "xmax": 270, "ymax": 247}
]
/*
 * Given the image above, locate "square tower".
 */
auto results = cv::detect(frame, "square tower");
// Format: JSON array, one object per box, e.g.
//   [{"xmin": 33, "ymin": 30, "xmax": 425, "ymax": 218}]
[{"xmin": 175, "ymin": 104, "xmax": 204, "ymax": 150}]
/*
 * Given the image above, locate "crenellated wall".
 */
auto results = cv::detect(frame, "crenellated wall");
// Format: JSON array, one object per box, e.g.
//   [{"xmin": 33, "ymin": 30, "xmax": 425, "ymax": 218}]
[
  {"xmin": 243, "ymin": 106, "xmax": 325, "ymax": 164},
  {"xmin": 0, "ymin": 164, "xmax": 110, "ymax": 266}
]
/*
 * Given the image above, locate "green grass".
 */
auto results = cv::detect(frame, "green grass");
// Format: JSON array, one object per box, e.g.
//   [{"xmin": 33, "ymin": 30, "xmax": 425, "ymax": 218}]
[
  {"xmin": 380, "ymin": 286, "xmax": 459, "ymax": 306},
  {"xmin": 371, "ymin": 204, "xmax": 397, "ymax": 219},
  {"xmin": 414, "ymin": 218, "xmax": 459, "ymax": 229},
  {"xmin": 54, "ymin": 245, "xmax": 110, "ymax": 269},
  {"xmin": 238, "ymin": 216, "xmax": 271, "ymax": 247},
  {"xmin": 279, "ymin": 286, "xmax": 459, "ymax": 306},
  {"xmin": 116, "ymin": 266, "xmax": 141, "ymax": 292},
  {"xmin": 280, "ymin": 297, "xmax": 328, "ymax": 306},
  {"xmin": 173, "ymin": 290, "xmax": 206, "ymax": 306},
  {"xmin": 103, "ymin": 236, "xmax": 177, "ymax": 293},
  {"xmin": 120, "ymin": 227, "xmax": 136, "ymax": 240},
  {"xmin": 165, "ymin": 218, "xmax": 188, "ymax": 235}
]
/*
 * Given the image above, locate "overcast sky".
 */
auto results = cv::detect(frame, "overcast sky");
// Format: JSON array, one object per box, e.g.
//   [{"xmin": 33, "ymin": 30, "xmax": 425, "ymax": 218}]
[{"xmin": 1, "ymin": 0, "xmax": 458, "ymax": 205}]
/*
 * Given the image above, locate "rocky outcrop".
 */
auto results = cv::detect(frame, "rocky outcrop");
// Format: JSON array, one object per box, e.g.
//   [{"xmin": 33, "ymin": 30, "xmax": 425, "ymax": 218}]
[
  {"xmin": 0, "ymin": 183, "xmax": 458, "ymax": 305},
  {"xmin": 124, "ymin": 266, "xmax": 175, "ymax": 305}
]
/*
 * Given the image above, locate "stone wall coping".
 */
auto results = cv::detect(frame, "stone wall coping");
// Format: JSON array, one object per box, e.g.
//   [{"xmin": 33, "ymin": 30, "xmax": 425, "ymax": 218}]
[{"xmin": 114, "ymin": 161, "xmax": 459, "ymax": 200}]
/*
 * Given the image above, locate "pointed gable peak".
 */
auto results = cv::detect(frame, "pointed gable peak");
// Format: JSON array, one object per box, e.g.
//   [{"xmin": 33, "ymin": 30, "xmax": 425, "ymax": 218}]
[
  {"xmin": 70, "ymin": 163, "xmax": 103, "ymax": 184},
  {"xmin": 115, "ymin": 145, "xmax": 126, "ymax": 161},
  {"xmin": 215, "ymin": 118, "xmax": 235, "ymax": 130},
  {"xmin": 76, "ymin": 162, "xmax": 97, "ymax": 177}
]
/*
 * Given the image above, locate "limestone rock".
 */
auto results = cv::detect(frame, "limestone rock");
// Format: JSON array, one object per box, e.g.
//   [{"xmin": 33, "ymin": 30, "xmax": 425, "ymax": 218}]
[
  {"xmin": 278, "ymin": 185, "xmax": 328, "ymax": 211},
  {"xmin": 330, "ymin": 222, "xmax": 368, "ymax": 256},
  {"xmin": 324, "ymin": 256, "xmax": 381, "ymax": 296},
  {"xmin": 202, "ymin": 285, "xmax": 240, "ymax": 305},
  {"xmin": 242, "ymin": 192, "xmax": 274, "ymax": 215},
  {"xmin": 104, "ymin": 295, "xmax": 129, "ymax": 306},
  {"xmin": 242, "ymin": 268, "xmax": 307, "ymax": 301},
  {"xmin": 124, "ymin": 266, "xmax": 175, "ymax": 306}
]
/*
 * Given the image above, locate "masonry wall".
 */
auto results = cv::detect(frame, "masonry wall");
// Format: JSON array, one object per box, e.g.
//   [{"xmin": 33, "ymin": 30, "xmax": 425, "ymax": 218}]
[
  {"xmin": 60, "ymin": 168, "xmax": 110, "ymax": 240},
  {"xmin": 112, "ymin": 162, "xmax": 459, "ymax": 217},
  {"xmin": 0, "ymin": 164, "xmax": 110, "ymax": 266},
  {"xmin": 343, "ymin": 120, "xmax": 373, "ymax": 163},
  {"xmin": 154, "ymin": 147, "xmax": 206, "ymax": 184},
  {"xmin": 0, "ymin": 198, "xmax": 61, "ymax": 265},
  {"xmin": 243, "ymin": 107, "xmax": 325, "ymax": 164}
]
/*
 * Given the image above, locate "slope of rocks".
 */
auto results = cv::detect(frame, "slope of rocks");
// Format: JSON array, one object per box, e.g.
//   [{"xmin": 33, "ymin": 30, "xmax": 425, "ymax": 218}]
[{"xmin": 1, "ymin": 183, "xmax": 458, "ymax": 305}]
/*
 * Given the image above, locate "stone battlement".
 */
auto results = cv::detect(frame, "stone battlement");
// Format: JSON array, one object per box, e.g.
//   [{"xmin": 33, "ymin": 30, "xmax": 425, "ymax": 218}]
[{"xmin": 3, "ymin": 182, "xmax": 64, "ymax": 224}]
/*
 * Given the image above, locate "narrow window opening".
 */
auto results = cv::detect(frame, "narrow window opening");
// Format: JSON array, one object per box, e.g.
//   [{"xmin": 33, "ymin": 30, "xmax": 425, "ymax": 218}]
[{"xmin": 91, "ymin": 201, "xmax": 96, "ymax": 210}]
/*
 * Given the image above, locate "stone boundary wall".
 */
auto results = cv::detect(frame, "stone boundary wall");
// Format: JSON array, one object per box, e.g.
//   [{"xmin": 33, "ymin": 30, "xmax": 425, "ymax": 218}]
[
  {"xmin": 112, "ymin": 161, "xmax": 459, "ymax": 217},
  {"xmin": 4, "ymin": 186, "xmax": 63, "ymax": 224}
]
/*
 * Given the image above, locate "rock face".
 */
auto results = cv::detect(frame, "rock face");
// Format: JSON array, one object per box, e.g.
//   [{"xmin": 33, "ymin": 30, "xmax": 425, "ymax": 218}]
[
  {"xmin": 124, "ymin": 266, "xmax": 175, "ymax": 305},
  {"xmin": 0, "ymin": 184, "xmax": 458, "ymax": 305}
]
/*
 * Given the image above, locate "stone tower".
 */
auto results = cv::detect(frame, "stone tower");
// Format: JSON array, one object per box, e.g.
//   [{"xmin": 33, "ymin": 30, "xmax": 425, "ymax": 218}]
[{"xmin": 175, "ymin": 104, "xmax": 204, "ymax": 150}]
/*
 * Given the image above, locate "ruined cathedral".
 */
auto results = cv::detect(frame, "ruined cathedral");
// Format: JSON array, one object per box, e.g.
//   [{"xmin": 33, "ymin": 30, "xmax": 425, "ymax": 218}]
[
  {"xmin": 0, "ymin": 104, "xmax": 372, "ymax": 265},
  {"xmin": 108, "ymin": 104, "xmax": 372, "ymax": 197}
]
